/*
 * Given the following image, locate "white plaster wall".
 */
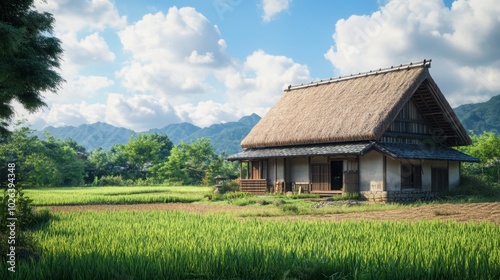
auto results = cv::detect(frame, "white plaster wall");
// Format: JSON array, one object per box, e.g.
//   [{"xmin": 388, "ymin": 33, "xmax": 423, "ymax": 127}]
[
  {"xmin": 345, "ymin": 159, "xmax": 358, "ymax": 172},
  {"xmin": 291, "ymin": 157, "xmax": 309, "ymax": 182},
  {"xmin": 360, "ymin": 151, "xmax": 384, "ymax": 191},
  {"xmin": 449, "ymin": 161, "xmax": 460, "ymax": 190},
  {"xmin": 311, "ymin": 156, "xmax": 327, "ymax": 164},
  {"xmin": 421, "ymin": 160, "xmax": 432, "ymax": 191},
  {"xmin": 267, "ymin": 159, "xmax": 275, "ymax": 183},
  {"xmin": 276, "ymin": 158, "xmax": 285, "ymax": 181},
  {"xmin": 386, "ymin": 157, "xmax": 400, "ymax": 191}
]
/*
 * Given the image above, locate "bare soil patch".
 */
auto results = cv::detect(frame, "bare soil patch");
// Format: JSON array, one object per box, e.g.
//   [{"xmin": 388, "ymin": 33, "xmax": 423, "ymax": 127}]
[
  {"xmin": 47, "ymin": 202, "xmax": 500, "ymax": 224},
  {"xmin": 272, "ymin": 202, "xmax": 500, "ymax": 224}
]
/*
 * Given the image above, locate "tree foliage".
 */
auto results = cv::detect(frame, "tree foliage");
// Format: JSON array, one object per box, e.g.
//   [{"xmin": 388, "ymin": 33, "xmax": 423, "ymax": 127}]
[
  {"xmin": 459, "ymin": 131, "xmax": 500, "ymax": 183},
  {"xmin": 0, "ymin": 0, "xmax": 64, "ymax": 135},
  {"xmin": 0, "ymin": 125, "xmax": 238, "ymax": 187},
  {"xmin": 151, "ymin": 138, "xmax": 238, "ymax": 185},
  {"xmin": 0, "ymin": 125, "xmax": 85, "ymax": 187}
]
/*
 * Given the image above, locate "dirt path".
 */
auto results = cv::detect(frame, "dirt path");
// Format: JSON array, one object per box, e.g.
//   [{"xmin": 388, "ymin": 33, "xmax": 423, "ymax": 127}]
[{"xmin": 47, "ymin": 202, "xmax": 500, "ymax": 224}]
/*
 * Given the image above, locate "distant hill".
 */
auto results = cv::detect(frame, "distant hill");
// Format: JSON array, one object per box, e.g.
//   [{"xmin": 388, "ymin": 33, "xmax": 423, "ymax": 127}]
[
  {"xmin": 151, "ymin": 113, "xmax": 261, "ymax": 155},
  {"xmin": 38, "ymin": 122, "xmax": 134, "ymax": 151},
  {"xmin": 36, "ymin": 114, "xmax": 261, "ymax": 155},
  {"xmin": 453, "ymin": 94, "xmax": 500, "ymax": 135}
]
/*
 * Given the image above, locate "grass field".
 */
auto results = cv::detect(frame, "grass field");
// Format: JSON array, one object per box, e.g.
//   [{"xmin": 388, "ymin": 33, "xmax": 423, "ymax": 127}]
[
  {"xmin": 5, "ymin": 186, "xmax": 499, "ymax": 279},
  {"xmin": 24, "ymin": 186, "xmax": 212, "ymax": 206},
  {"xmin": 3, "ymin": 210, "xmax": 499, "ymax": 279}
]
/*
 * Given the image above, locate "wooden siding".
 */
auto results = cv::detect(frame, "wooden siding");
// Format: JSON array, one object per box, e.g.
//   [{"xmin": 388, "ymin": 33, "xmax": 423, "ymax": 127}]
[
  {"xmin": 381, "ymin": 99, "xmax": 431, "ymax": 144},
  {"xmin": 240, "ymin": 179, "xmax": 267, "ymax": 194},
  {"xmin": 311, "ymin": 164, "xmax": 330, "ymax": 191},
  {"xmin": 344, "ymin": 171, "xmax": 359, "ymax": 193}
]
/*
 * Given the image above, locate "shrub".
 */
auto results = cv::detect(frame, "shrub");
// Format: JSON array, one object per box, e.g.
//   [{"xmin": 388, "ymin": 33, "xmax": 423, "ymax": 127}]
[
  {"xmin": 214, "ymin": 180, "xmax": 239, "ymax": 195},
  {"xmin": 0, "ymin": 188, "xmax": 49, "ymax": 263},
  {"xmin": 279, "ymin": 205, "xmax": 300, "ymax": 214},
  {"xmin": 450, "ymin": 175, "xmax": 500, "ymax": 198},
  {"xmin": 95, "ymin": 175, "xmax": 124, "ymax": 186}
]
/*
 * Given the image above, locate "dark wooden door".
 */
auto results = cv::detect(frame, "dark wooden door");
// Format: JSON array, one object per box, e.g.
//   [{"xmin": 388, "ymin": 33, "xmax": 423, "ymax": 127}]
[
  {"xmin": 331, "ymin": 161, "xmax": 343, "ymax": 190},
  {"xmin": 431, "ymin": 168, "xmax": 448, "ymax": 192},
  {"xmin": 311, "ymin": 164, "xmax": 329, "ymax": 191}
]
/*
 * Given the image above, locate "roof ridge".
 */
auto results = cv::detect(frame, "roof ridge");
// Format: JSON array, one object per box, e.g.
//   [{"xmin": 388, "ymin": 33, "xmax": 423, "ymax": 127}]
[{"xmin": 287, "ymin": 59, "xmax": 432, "ymax": 91}]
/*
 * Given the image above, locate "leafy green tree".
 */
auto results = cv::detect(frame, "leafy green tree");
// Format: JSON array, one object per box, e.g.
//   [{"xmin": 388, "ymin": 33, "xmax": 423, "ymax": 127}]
[
  {"xmin": 202, "ymin": 155, "xmax": 240, "ymax": 186},
  {"xmin": 459, "ymin": 131, "xmax": 500, "ymax": 182},
  {"xmin": 24, "ymin": 153, "xmax": 58, "ymax": 186},
  {"xmin": 0, "ymin": 0, "xmax": 64, "ymax": 135},
  {"xmin": 0, "ymin": 125, "xmax": 47, "ymax": 185},
  {"xmin": 152, "ymin": 144, "xmax": 190, "ymax": 184},
  {"xmin": 121, "ymin": 133, "xmax": 173, "ymax": 171},
  {"xmin": 87, "ymin": 148, "xmax": 112, "ymax": 182},
  {"xmin": 183, "ymin": 138, "xmax": 217, "ymax": 184},
  {"xmin": 153, "ymin": 138, "xmax": 220, "ymax": 185},
  {"xmin": 0, "ymin": 125, "xmax": 85, "ymax": 187},
  {"xmin": 43, "ymin": 135, "xmax": 86, "ymax": 185}
]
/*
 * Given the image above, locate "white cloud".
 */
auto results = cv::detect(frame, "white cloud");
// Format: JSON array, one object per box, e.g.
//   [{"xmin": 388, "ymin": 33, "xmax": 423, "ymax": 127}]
[
  {"xmin": 20, "ymin": 100, "xmax": 107, "ymax": 129},
  {"xmin": 29, "ymin": 94, "xmax": 183, "ymax": 131},
  {"xmin": 36, "ymin": 0, "xmax": 126, "ymax": 33},
  {"xmin": 261, "ymin": 0, "xmax": 291, "ymax": 22},
  {"xmin": 324, "ymin": 0, "xmax": 500, "ymax": 106},
  {"xmin": 117, "ymin": 7, "xmax": 230, "ymax": 97},
  {"xmin": 44, "ymin": 75, "xmax": 115, "ymax": 104},
  {"xmin": 32, "ymin": 0, "xmax": 121, "ymax": 108},
  {"xmin": 62, "ymin": 33, "xmax": 116, "ymax": 65},
  {"xmin": 224, "ymin": 50, "xmax": 311, "ymax": 111},
  {"xmin": 19, "ymin": 4, "xmax": 315, "ymax": 131},
  {"xmin": 175, "ymin": 101, "xmax": 238, "ymax": 127},
  {"xmin": 104, "ymin": 94, "xmax": 182, "ymax": 131}
]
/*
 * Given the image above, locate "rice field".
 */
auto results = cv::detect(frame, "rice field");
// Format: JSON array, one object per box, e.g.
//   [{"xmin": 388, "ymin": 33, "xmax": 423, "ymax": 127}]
[
  {"xmin": 24, "ymin": 186, "xmax": 212, "ymax": 206},
  {"xmin": 4, "ymin": 210, "xmax": 500, "ymax": 279}
]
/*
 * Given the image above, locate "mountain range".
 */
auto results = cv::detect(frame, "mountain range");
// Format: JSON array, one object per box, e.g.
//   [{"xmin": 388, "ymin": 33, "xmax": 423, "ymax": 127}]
[
  {"xmin": 36, "ymin": 114, "xmax": 261, "ymax": 155},
  {"xmin": 453, "ymin": 94, "xmax": 500, "ymax": 135},
  {"xmin": 35, "ymin": 94, "xmax": 500, "ymax": 154}
]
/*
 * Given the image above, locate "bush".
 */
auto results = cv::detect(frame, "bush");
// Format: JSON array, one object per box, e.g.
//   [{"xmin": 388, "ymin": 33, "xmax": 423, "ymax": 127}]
[
  {"xmin": 214, "ymin": 180, "xmax": 239, "ymax": 195},
  {"xmin": 0, "ymin": 188, "xmax": 49, "ymax": 263},
  {"xmin": 279, "ymin": 205, "xmax": 300, "ymax": 214},
  {"xmin": 449, "ymin": 175, "xmax": 500, "ymax": 198},
  {"xmin": 94, "ymin": 175, "xmax": 124, "ymax": 186}
]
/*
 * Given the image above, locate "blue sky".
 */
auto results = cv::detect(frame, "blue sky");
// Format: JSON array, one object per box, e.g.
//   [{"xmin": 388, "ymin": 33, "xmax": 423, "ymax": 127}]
[{"xmin": 17, "ymin": 0, "xmax": 499, "ymax": 131}]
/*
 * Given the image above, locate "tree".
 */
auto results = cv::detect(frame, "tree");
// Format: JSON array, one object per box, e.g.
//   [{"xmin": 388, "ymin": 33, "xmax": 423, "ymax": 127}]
[
  {"xmin": 0, "ymin": 0, "xmax": 64, "ymax": 135},
  {"xmin": 459, "ymin": 131, "xmax": 500, "ymax": 182},
  {"xmin": 0, "ymin": 125, "xmax": 85, "ymax": 187},
  {"xmin": 121, "ymin": 133, "xmax": 173, "ymax": 171},
  {"xmin": 152, "ymin": 144, "xmax": 190, "ymax": 184},
  {"xmin": 153, "ymin": 138, "xmax": 218, "ymax": 185}
]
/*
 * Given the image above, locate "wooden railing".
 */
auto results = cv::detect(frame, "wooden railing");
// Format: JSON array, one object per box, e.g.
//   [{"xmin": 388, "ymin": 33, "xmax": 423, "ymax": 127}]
[{"xmin": 240, "ymin": 179, "xmax": 268, "ymax": 194}]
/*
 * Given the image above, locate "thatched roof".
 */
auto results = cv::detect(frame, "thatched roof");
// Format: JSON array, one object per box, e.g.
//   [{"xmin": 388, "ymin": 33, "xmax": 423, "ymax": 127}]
[{"xmin": 241, "ymin": 60, "xmax": 471, "ymax": 149}]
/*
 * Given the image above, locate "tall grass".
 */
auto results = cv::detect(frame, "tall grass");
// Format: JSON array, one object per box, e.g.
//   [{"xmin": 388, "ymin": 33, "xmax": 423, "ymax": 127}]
[
  {"xmin": 24, "ymin": 186, "xmax": 212, "ymax": 206},
  {"xmin": 3, "ymin": 211, "xmax": 499, "ymax": 279}
]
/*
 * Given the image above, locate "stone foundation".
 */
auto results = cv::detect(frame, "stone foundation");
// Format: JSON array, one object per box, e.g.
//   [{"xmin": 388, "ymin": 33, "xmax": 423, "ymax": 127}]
[{"xmin": 360, "ymin": 191, "xmax": 439, "ymax": 203}]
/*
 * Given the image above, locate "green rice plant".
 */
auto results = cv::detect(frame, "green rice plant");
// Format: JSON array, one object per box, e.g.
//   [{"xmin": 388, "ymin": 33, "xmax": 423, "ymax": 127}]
[
  {"xmin": 24, "ymin": 186, "xmax": 212, "ymax": 206},
  {"xmin": 1, "ymin": 210, "xmax": 498, "ymax": 279}
]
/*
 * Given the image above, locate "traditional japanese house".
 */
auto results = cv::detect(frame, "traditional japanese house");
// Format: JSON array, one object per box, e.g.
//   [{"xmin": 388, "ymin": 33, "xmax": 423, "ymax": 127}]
[{"xmin": 228, "ymin": 60, "xmax": 478, "ymax": 201}]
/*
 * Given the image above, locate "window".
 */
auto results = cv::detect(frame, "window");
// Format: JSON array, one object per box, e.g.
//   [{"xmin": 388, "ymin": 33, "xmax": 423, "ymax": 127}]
[{"xmin": 401, "ymin": 163, "xmax": 422, "ymax": 189}]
